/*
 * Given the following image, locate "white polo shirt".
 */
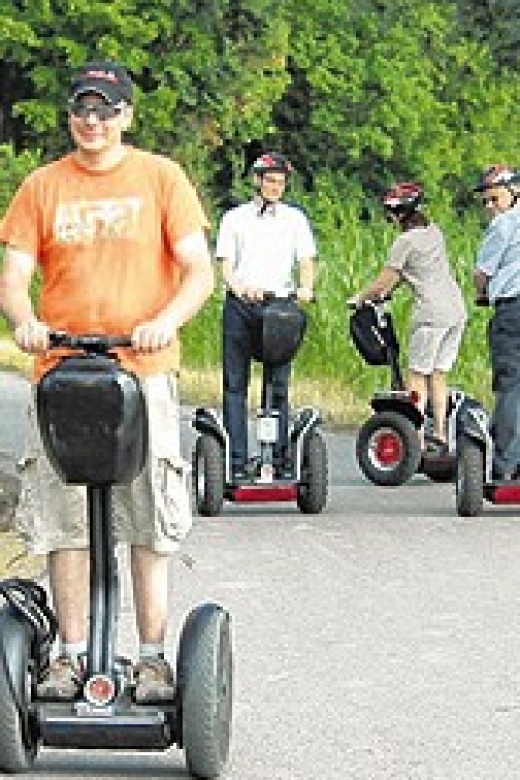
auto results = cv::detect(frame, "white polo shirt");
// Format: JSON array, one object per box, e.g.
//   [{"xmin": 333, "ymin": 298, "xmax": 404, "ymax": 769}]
[{"xmin": 215, "ymin": 199, "xmax": 317, "ymax": 297}]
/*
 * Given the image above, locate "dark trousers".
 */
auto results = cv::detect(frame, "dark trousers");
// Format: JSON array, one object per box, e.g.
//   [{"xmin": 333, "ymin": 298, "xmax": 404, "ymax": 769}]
[
  {"xmin": 223, "ymin": 294, "xmax": 291, "ymax": 470},
  {"xmin": 489, "ymin": 298, "xmax": 520, "ymax": 477}
]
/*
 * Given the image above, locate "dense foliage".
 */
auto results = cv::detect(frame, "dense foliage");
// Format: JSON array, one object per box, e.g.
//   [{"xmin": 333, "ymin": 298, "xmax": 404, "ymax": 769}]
[{"xmin": 0, "ymin": 0, "xmax": 516, "ymax": 413}]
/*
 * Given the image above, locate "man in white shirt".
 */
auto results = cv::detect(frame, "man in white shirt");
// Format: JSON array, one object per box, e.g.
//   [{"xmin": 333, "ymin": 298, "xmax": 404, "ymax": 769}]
[{"xmin": 215, "ymin": 152, "xmax": 316, "ymax": 480}]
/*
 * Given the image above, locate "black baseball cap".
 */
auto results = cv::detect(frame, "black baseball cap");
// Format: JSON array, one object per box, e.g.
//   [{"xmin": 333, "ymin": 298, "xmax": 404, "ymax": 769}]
[{"xmin": 69, "ymin": 60, "xmax": 134, "ymax": 105}]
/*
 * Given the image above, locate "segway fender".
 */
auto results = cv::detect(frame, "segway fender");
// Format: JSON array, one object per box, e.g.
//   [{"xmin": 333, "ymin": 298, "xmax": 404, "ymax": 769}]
[
  {"xmin": 192, "ymin": 407, "xmax": 227, "ymax": 446},
  {"xmin": 371, "ymin": 395, "xmax": 423, "ymax": 428},
  {"xmin": 290, "ymin": 408, "xmax": 323, "ymax": 479},
  {"xmin": 456, "ymin": 400, "xmax": 493, "ymax": 482},
  {"xmin": 290, "ymin": 407, "xmax": 322, "ymax": 443},
  {"xmin": 456, "ymin": 400, "xmax": 490, "ymax": 445},
  {"xmin": 0, "ymin": 607, "xmax": 32, "ymax": 722}
]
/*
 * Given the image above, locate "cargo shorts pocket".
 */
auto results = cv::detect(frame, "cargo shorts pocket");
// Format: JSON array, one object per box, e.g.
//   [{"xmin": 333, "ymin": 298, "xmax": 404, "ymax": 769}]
[{"xmin": 155, "ymin": 456, "xmax": 193, "ymax": 543}]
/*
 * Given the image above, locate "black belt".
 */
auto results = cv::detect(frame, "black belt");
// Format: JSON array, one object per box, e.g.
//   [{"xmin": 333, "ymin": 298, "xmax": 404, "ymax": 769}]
[{"xmin": 226, "ymin": 290, "xmax": 289, "ymax": 304}]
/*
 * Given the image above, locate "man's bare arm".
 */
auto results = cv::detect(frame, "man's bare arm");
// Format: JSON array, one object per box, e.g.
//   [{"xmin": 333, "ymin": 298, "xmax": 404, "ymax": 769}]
[
  {"xmin": 297, "ymin": 256, "xmax": 315, "ymax": 302},
  {"xmin": 0, "ymin": 245, "xmax": 37, "ymax": 329},
  {"xmin": 0, "ymin": 246, "xmax": 48, "ymax": 353},
  {"xmin": 132, "ymin": 231, "xmax": 215, "ymax": 351}
]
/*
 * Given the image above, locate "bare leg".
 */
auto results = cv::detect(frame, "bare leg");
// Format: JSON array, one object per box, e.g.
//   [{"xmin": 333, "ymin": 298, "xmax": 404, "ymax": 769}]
[
  {"xmin": 430, "ymin": 370, "xmax": 448, "ymax": 442},
  {"xmin": 131, "ymin": 545, "xmax": 170, "ymax": 644},
  {"xmin": 408, "ymin": 370, "xmax": 428, "ymax": 449},
  {"xmin": 48, "ymin": 549, "xmax": 89, "ymax": 644}
]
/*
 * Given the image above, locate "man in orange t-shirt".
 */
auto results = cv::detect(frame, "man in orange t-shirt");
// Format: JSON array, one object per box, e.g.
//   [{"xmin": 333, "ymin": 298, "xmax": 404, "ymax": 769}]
[{"xmin": 0, "ymin": 60, "xmax": 214, "ymax": 701}]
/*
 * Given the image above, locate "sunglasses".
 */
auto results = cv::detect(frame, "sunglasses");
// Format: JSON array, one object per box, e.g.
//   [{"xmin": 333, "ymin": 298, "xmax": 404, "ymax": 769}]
[{"xmin": 68, "ymin": 101, "xmax": 123, "ymax": 121}]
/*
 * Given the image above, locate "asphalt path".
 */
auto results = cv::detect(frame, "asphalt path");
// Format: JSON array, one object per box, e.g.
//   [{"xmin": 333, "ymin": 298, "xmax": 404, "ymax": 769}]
[{"xmin": 2, "ymin": 371, "xmax": 520, "ymax": 778}]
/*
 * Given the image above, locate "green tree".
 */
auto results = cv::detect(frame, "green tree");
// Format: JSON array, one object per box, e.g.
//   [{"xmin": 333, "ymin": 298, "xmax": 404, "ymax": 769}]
[
  {"xmin": 455, "ymin": 0, "xmax": 520, "ymax": 69},
  {"xmin": 0, "ymin": 0, "xmax": 291, "ymax": 203},
  {"xmin": 272, "ymin": 0, "xmax": 520, "ymax": 208}
]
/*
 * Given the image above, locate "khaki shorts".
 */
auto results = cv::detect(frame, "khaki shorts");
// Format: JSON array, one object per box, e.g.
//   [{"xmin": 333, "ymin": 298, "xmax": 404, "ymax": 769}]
[
  {"xmin": 408, "ymin": 319, "xmax": 466, "ymax": 375},
  {"xmin": 14, "ymin": 374, "xmax": 192, "ymax": 555}
]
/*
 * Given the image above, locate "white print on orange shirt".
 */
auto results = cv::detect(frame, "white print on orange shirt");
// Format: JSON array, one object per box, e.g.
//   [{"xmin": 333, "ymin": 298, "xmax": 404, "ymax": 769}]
[{"xmin": 54, "ymin": 198, "xmax": 142, "ymax": 244}]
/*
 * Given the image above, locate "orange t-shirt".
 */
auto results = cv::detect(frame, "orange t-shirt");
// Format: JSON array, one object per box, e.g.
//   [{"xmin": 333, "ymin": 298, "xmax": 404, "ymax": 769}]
[{"xmin": 0, "ymin": 147, "xmax": 209, "ymax": 379}]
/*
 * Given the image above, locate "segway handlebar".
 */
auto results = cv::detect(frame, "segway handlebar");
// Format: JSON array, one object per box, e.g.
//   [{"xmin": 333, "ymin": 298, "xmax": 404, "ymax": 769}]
[
  {"xmin": 346, "ymin": 293, "xmax": 392, "ymax": 310},
  {"xmin": 48, "ymin": 331, "xmax": 133, "ymax": 353},
  {"xmin": 262, "ymin": 291, "xmax": 316, "ymax": 304}
]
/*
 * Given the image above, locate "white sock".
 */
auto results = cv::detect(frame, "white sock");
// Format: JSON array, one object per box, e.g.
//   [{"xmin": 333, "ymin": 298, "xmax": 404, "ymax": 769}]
[
  {"xmin": 139, "ymin": 642, "xmax": 165, "ymax": 661},
  {"xmin": 60, "ymin": 640, "xmax": 87, "ymax": 661}
]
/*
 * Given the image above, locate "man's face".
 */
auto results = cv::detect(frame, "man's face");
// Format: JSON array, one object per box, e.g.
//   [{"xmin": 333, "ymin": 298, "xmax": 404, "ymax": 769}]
[
  {"xmin": 258, "ymin": 172, "xmax": 287, "ymax": 202},
  {"xmin": 68, "ymin": 93, "xmax": 132, "ymax": 155},
  {"xmin": 479, "ymin": 186, "xmax": 515, "ymax": 219}
]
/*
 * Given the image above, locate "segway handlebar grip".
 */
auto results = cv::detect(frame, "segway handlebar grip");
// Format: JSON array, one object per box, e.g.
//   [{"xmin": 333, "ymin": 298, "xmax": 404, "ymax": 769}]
[
  {"xmin": 262, "ymin": 291, "xmax": 315, "ymax": 304},
  {"xmin": 347, "ymin": 293, "xmax": 392, "ymax": 310},
  {"xmin": 48, "ymin": 332, "xmax": 133, "ymax": 353}
]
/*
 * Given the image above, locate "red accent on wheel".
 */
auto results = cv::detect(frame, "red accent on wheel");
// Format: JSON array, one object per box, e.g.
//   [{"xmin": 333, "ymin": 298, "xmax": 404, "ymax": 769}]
[{"xmin": 373, "ymin": 431, "xmax": 404, "ymax": 467}]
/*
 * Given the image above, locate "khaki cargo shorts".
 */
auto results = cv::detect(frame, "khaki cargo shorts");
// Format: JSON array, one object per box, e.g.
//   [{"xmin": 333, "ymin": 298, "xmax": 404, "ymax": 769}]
[
  {"xmin": 14, "ymin": 373, "xmax": 192, "ymax": 555},
  {"xmin": 408, "ymin": 319, "xmax": 466, "ymax": 375}
]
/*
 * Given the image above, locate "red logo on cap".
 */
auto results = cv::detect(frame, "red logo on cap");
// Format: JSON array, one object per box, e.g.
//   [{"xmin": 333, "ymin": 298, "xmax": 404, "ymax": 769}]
[{"xmin": 85, "ymin": 69, "xmax": 119, "ymax": 84}]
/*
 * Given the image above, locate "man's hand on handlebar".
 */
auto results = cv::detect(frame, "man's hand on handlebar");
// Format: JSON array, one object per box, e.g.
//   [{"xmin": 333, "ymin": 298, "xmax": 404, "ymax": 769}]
[
  {"xmin": 232, "ymin": 287, "xmax": 314, "ymax": 303},
  {"xmin": 232, "ymin": 286, "xmax": 264, "ymax": 302},
  {"xmin": 296, "ymin": 286, "xmax": 314, "ymax": 304},
  {"xmin": 14, "ymin": 318, "xmax": 50, "ymax": 354},
  {"xmin": 13, "ymin": 316, "xmax": 174, "ymax": 355},
  {"xmin": 131, "ymin": 314, "xmax": 178, "ymax": 352},
  {"xmin": 346, "ymin": 295, "xmax": 362, "ymax": 310},
  {"xmin": 347, "ymin": 292, "xmax": 392, "ymax": 309}
]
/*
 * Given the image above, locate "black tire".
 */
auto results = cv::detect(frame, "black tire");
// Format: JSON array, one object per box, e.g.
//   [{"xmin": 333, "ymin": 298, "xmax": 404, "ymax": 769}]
[
  {"xmin": 356, "ymin": 411, "xmax": 422, "ymax": 487},
  {"xmin": 193, "ymin": 435, "xmax": 225, "ymax": 517},
  {"xmin": 177, "ymin": 603, "xmax": 233, "ymax": 779},
  {"xmin": 456, "ymin": 437, "xmax": 484, "ymax": 517},
  {"xmin": 297, "ymin": 431, "xmax": 328, "ymax": 514},
  {"xmin": 0, "ymin": 608, "xmax": 38, "ymax": 773}
]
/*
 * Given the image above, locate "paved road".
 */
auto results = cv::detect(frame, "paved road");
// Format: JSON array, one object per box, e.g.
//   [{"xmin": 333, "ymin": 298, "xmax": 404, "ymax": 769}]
[{"xmin": 3, "ymin": 371, "xmax": 520, "ymax": 779}]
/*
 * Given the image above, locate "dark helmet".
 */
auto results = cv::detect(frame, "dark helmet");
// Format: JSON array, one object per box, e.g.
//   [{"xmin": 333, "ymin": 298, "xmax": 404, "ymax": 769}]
[
  {"xmin": 473, "ymin": 164, "xmax": 520, "ymax": 192},
  {"xmin": 252, "ymin": 152, "xmax": 293, "ymax": 177},
  {"xmin": 382, "ymin": 181, "xmax": 423, "ymax": 214}
]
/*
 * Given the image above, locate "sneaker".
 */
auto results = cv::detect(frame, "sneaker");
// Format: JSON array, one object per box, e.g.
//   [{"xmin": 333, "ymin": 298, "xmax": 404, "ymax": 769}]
[
  {"xmin": 37, "ymin": 655, "xmax": 84, "ymax": 700},
  {"xmin": 133, "ymin": 657, "xmax": 175, "ymax": 703}
]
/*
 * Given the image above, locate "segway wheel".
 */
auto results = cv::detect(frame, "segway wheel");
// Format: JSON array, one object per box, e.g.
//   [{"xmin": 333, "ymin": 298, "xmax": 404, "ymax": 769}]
[
  {"xmin": 456, "ymin": 436, "xmax": 484, "ymax": 517},
  {"xmin": 194, "ymin": 435, "xmax": 225, "ymax": 517},
  {"xmin": 356, "ymin": 411, "xmax": 421, "ymax": 486},
  {"xmin": 297, "ymin": 431, "xmax": 328, "ymax": 514},
  {"xmin": 177, "ymin": 603, "xmax": 233, "ymax": 779},
  {"xmin": 0, "ymin": 608, "xmax": 38, "ymax": 773}
]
